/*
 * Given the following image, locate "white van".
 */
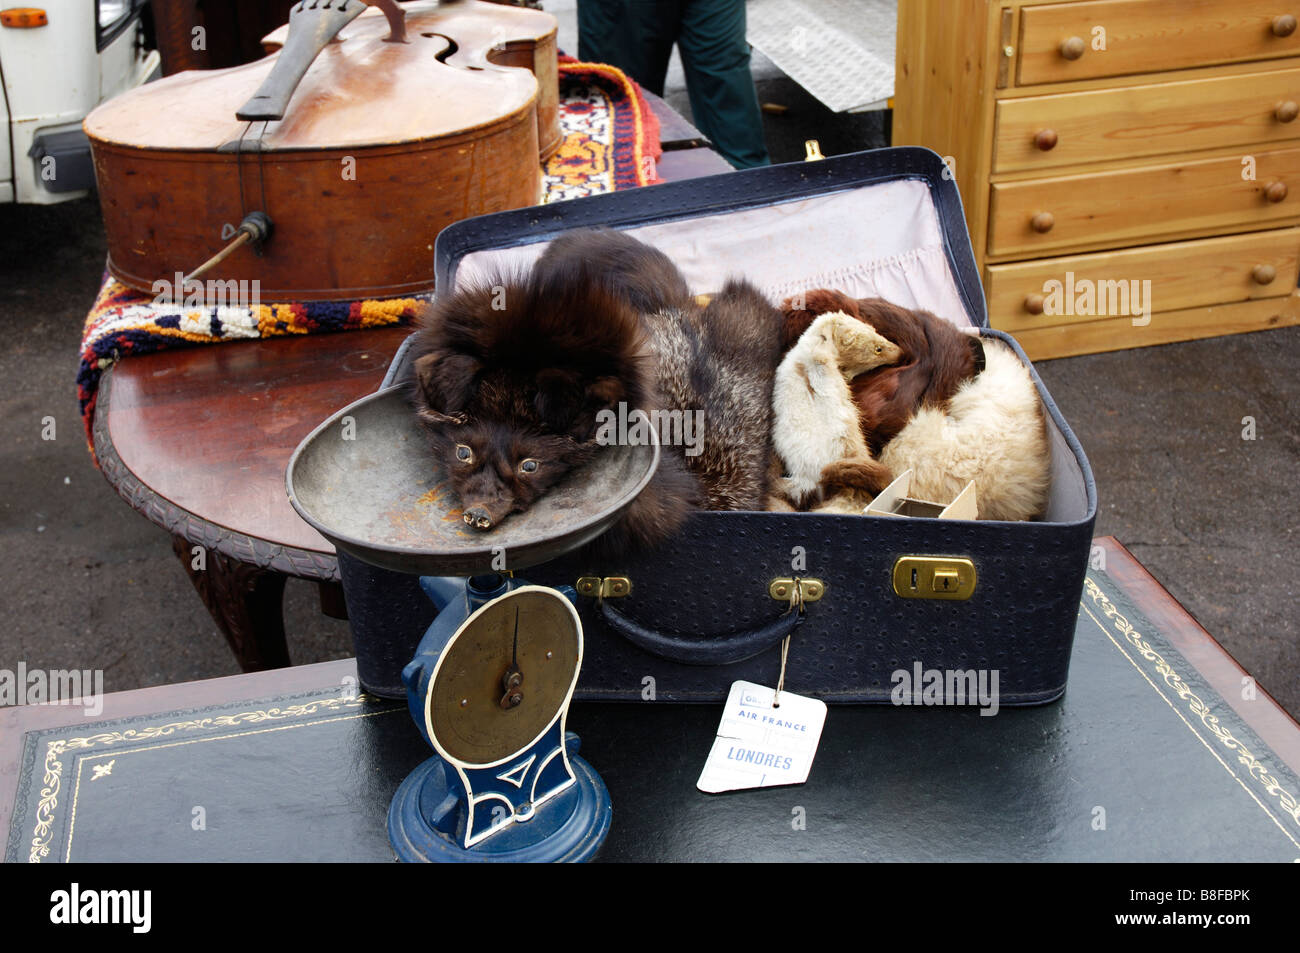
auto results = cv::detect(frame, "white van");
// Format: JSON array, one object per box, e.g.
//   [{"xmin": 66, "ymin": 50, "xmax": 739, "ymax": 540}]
[{"xmin": 1, "ymin": 0, "xmax": 159, "ymax": 204}]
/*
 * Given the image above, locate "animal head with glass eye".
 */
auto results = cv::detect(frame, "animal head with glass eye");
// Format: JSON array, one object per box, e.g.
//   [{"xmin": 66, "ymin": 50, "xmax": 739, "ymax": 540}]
[
  {"xmin": 411, "ymin": 348, "xmax": 619, "ymax": 531},
  {"xmin": 434, "ymin": 424, "xmax": 593, "ymax": 531}
]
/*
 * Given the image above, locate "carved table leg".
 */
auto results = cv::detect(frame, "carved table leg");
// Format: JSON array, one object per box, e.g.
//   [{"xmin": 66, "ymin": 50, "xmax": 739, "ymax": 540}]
[{"xmin": 171, "ymin": 535, "xmax": 292, "ymax": 671}]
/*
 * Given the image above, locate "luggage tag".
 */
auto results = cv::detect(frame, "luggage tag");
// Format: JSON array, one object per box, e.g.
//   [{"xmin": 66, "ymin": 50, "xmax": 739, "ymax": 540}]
[{"xmin": 697, "ymin": 622, "xmax": 827, "ymax": 794}]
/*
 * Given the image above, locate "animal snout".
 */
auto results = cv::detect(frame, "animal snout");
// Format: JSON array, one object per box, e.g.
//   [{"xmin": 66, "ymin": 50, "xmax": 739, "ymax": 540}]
[{"xmin": 463, "ymin": 506, "xmax": 495, "ymax": 530}]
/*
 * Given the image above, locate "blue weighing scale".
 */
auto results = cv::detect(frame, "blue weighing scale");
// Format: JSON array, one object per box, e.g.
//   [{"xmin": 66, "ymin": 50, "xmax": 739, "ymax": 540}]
[
  {"xmin": 387, "ymin": 575, "xmax": 612, "ymax": 862},
  {"xmin": 285, "ymin": 386, "xmax": 658, "ymax": 864}
]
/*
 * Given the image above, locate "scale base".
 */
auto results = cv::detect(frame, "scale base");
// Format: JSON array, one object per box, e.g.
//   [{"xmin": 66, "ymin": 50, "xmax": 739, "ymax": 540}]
[{"xmin": 388, "ymin": 735, "xmax": 612, "ymax": 863}]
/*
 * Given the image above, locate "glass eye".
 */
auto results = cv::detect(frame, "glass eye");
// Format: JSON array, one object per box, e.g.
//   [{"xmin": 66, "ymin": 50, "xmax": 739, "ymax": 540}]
[
  {"xmin": 456, "ymin": 445, "xmax": 472, "ymax": 462},
  {"xmin": 520, "ymin": 459, "xmax": 539, "ymax": 473},
  {"xmin": 875, "ymin": 345, "xmax": 882, "ymax": 353}
]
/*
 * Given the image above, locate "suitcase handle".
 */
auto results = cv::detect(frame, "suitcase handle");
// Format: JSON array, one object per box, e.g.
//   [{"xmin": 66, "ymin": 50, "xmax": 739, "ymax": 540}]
[{"xmin": 596, "ymin": 600, "xmax": 805, "ymax": 665}]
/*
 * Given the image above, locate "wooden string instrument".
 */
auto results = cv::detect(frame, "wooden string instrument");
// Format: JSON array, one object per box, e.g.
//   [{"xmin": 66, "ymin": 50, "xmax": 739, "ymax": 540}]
[{"xmin": 85, "ymin": 0, "xmax": 559, "ymax": 301}]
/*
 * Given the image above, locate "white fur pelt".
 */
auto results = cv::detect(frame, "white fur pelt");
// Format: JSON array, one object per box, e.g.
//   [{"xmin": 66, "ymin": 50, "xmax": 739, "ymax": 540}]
[
  {"xmin": 771, "ymin": 312, "xmax": 901, "ymax": 509},
  {"xmin": 879, "ymin": 337, "xmax": 1050, "ymax": 521}
]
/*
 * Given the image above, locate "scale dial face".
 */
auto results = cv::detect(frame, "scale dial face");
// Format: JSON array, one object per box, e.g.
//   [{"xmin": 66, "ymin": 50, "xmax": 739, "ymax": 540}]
[{"xmin": 427, "ymin": 587, "xmax": 581, "ymax": 768}]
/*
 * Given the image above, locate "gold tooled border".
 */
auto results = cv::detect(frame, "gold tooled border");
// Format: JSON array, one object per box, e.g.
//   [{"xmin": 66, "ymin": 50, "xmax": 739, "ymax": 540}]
[
  {"xmin": 1083, "ymin": 576, "xmax": 1300, "ymax": 851},
  {"xmin": 28, "ymin": 694, "xmax": 383, "ymax": 863}
]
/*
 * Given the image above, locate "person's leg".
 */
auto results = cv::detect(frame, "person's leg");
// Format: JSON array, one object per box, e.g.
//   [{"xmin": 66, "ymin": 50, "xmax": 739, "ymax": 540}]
[
  {"xmin": 618, "ymin": 0, "xmax": 682, "ymax": 96},
  {"xmin": 576, "ymin": 0, "xmax": 631, "ymax": 65},
  {"xmin": 676, "ymin": 0, "xmax": 770, "ymax": 168},
  {"xmin": 578, "ymin": 0, "xmax": 680, "ymax": 97}
]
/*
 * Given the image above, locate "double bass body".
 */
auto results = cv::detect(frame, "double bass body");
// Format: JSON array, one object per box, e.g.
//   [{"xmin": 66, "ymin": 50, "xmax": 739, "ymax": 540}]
[{"xmin": 85, "ymin": 0, "xmax": 560, "ymax": 301}]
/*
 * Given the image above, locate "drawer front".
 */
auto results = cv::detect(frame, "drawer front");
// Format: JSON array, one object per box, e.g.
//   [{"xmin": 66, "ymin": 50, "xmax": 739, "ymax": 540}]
[
  {"xmin": 985, "ymin": 228, "xmax": 1300, "ymax": 331},
  {"xmin": 988, "ymin": 147, "xmax": 1300, "ymax": 256},
  {"xmin": 995, "ymin": 67, "xmax": 1300, "ymax": 172},
  {"xmin": 1018, "ymin": 0, "xmax": 1300, "ymax": 86}
]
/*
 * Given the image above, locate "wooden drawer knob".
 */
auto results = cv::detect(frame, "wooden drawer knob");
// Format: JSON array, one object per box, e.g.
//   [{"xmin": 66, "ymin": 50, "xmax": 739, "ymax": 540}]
[
  {"xmin": 1276, "ymin": 100, "xmax": 1299, "ymax": 122},
  {"xmin": 1034, "ymin": 129, "xmax": 1059, "ymax": 151},
  {"xmin": 1266, "ymin": 180, "xmax": 1289, "ymax": 202},
  {"xmin": 1024, "ymin": 293, "xmax": 1046, "ymax": 314},
  {"xmin": 1059, "ymin": 36, "xmax": 1086, "ymax": 60},
  {"xmin": 1272, "ymin": 14, "xmax": 1297, "ymax": 37},
  {"xmin": 1031, "ymin": 211, "xmax": 1055, "ymax": 233},
  {"xmin": 1253, "ymin": 263, "xmax": 1278, "ymax": 284}
]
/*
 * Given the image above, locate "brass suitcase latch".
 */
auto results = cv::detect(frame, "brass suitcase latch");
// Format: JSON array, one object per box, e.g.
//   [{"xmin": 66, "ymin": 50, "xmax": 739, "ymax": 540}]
[{"xmin": 892, "ymin": 557, "xmax": 977, "ymax": 601}]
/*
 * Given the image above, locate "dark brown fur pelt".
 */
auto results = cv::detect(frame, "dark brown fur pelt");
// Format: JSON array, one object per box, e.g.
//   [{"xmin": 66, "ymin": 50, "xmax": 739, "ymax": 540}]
[
  {"xmin": 408, "ymin": 228, "xmax": 781, "ymax": 555},
  {"xmin": 780, "ymin": 289, "xmax": 977, "ymax": 456}
]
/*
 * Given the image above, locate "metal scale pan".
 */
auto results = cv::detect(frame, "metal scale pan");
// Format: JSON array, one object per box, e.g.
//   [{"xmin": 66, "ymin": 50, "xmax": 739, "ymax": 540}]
[{"xmin": 286, "ymin": 386, "xmax": 659, "ymax": 577}]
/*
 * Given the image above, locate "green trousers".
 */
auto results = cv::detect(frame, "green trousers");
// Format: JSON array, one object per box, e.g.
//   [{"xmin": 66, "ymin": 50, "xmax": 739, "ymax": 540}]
[{"xmin": 577, "ymin": 0, "xmax": 771, "ymax": 169}]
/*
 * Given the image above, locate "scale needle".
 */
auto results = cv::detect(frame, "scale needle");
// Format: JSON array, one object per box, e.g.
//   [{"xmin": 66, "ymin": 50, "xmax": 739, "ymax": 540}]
[{"xmin": 500, "ymin": 605, "xmax": 523, "ymax": 710}]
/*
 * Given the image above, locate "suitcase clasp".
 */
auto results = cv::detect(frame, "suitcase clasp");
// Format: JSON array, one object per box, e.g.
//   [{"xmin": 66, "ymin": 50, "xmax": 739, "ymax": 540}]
[{"xmin": 892, "ymin": 557, "xmax": 977, "ymax": 601}]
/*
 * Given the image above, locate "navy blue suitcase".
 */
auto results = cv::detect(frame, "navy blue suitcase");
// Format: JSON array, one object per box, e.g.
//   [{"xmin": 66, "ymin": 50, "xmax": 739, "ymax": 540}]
[{"xmin": 335, "ymin": 147, "xmax": 1097, "ymax": 704}]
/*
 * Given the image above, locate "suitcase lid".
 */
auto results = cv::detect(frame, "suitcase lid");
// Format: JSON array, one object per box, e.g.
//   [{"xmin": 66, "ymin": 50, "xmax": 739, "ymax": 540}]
[{"xmin": 430, "ymin": 147, "xmax": 988, "ymax": 332}]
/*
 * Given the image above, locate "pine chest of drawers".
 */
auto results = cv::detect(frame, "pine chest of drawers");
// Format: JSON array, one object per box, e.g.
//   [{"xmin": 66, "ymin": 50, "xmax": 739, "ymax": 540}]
[{"xmin": 894, "ymin": 0, "xmax": 1300, "ymax": 358}]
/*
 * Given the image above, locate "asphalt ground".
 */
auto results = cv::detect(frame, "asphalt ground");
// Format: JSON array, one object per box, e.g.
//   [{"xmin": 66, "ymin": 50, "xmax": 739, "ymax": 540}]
[{"xmin": 0, "ymin": 40, "xmax": 1295, "ymax": 720}]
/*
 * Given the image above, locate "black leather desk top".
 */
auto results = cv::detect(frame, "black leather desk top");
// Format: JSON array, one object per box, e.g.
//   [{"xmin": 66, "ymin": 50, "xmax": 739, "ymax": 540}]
[{"xmin": 6, "ymin": 564, "xmax": 1299, "ymax": 862}]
